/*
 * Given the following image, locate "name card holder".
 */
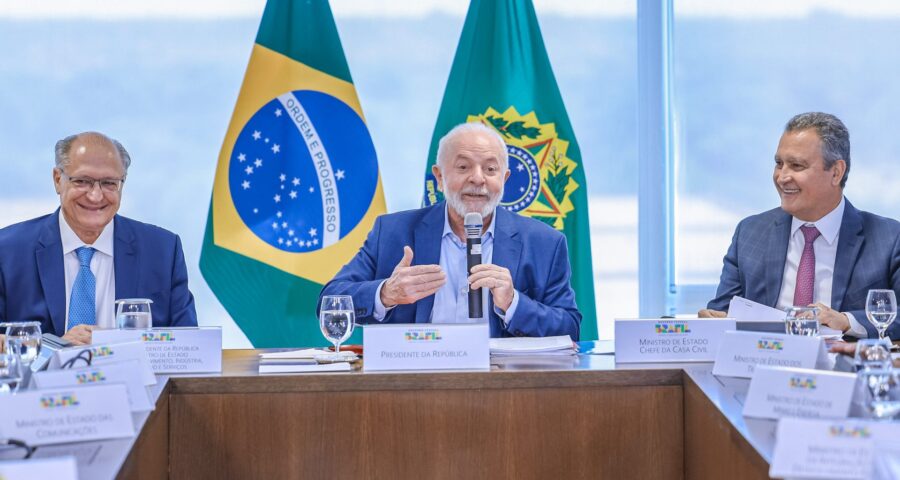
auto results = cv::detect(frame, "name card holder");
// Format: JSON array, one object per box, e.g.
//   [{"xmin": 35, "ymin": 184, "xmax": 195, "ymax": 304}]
[
  {"xmin": 0, "ymin": 384, "xmax": 134, "ymax": 446},
  {"xmin": 33, "ymin": 359, "xmax": 153, "ymax": 412},
  {"xmin": 0, "ymin": 457, "xmax": 78, "ymax": 480},
  {"xmin": 743, "ymin": 365, "xmax": 856, "ymax": 420},
  {"xmin": 614, "ymin": 318, "xmax": 735, "ymax": 363},
  {"xmin": 51, "ymin": 341, "xmax": 156, "ymax": 386},
  {"xmin": 363, "ymin": 323, "xmax": 490, "ymax": 371},
  {"xmin": 93, "ymin": 327, "xmax": 223, "ymax": 374},
  {"xmin": 770, "ymin": 417, "xmax": 897, "ymax": 479},
  {"xmin": 712, "ymin": 331, "xmax": 827, "ymax": 378}
]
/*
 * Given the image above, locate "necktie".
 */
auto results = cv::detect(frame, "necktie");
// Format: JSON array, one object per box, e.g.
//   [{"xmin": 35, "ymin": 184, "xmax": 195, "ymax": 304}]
[
  {"xmin": 792, "ymin": 225, "xmax": 821, "ymax": 307},
  {"xmin": 68, "ymin": 246, "xmax": 96, "ymax": 330}
]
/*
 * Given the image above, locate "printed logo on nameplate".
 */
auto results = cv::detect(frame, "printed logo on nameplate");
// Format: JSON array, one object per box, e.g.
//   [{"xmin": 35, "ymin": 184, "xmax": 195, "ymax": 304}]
[
  {"xmin": 769, "ymin": 417, "xmax": 897, "ymax": 479},
  {"xmin": 93, "ymin": 327, "xmax": 223, "ymax": 373},
  {"xmin": 363, "ymin": 323, "xmax": 490, "ymax": 371},
  {"xmin": 0, "ymin": 384, "xmax": 134, "ymax": 446},
  {"xmin": 743, "ymin": 366, "xmax": 855, "ymax": 420},
  {"xmin": 51, "ymin": 341, "xmax": 156, "ymax": 386},
  {"xmin": 712, "ymin": 331, "xmax": 827, "ymax": 378},
  {"xmin": 33, "ymin": 359, "xmax": 153, "ymax": 412},
  {"xmin": 614, "ymin": 318, "xmax": 736, "ymax": 363}
]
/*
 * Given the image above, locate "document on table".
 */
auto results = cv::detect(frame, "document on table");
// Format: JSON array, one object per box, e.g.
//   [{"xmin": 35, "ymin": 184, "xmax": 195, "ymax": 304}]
[
  {"xmin": 489, "ymin": 335, "xmax": 576, "ymax": 356},
  {"xmin": 727, "ymin": 296, "xmax": 843, "ymax": 337},
  {"xmin": 259, "ymin": 362, "xmax": 352, "ymax": 374}
]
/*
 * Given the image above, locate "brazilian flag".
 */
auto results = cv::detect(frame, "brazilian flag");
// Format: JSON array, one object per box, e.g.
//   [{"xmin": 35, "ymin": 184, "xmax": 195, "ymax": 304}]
[
  {"xmin": 422, "ymin": 0, "xmax": 597, "ymax": 340},
  {"xmin": 200, "ymin": 0, "xmax": 386, "ymax": 347}
]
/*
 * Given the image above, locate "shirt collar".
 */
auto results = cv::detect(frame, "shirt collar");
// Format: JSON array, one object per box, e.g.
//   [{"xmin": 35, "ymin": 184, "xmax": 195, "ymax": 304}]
[
  {"xmin": 59, "ymin": 212, "xmax": 115, "ymax": 257},
  {"xmin": 790, "ymin": 196, "xmax": 844, "ymax": 245},
  {"xmin": 442, "ymin": 203, "xmax": 496, "ymax": 242}
]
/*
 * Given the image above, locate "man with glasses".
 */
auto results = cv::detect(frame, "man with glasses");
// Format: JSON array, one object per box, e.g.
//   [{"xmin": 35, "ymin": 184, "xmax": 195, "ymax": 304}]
[{"xmin": 0, "ymin": 132, "xmax": 197, "ymax": 345}]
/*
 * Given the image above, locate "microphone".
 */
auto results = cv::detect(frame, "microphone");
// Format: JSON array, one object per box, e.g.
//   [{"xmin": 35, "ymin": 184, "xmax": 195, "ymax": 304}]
[{"xmin": 465, "ymin": 212, "xmax": 483, "ymax": 319}]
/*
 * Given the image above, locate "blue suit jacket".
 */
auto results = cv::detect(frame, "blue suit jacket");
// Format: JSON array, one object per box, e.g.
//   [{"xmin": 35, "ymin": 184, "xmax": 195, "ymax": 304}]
[
  {"xmin": 708, "ymin": 200, "xmax": 900, "ymax": 339},
  {"xmin": 320, "ymin": 203, "xmax": 582, "ymax": 340},
  {"xmin": 0, "ymin": 210, "xmax": 198, "ymax": 336}
]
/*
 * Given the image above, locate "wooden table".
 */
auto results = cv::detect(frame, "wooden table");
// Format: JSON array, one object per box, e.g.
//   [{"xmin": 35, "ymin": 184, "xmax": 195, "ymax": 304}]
[{"xmin": 112, "ymin": 350, "xmax": 772, "ymax": 480}]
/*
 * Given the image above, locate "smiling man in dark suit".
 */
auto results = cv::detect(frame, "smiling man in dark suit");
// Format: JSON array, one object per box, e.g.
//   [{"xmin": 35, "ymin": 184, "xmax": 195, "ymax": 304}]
[
  {"xmin": 701, "ymin": 112, "xmax": 900, "ymax": 340},
  {"xmin": 0, "ymin": 132, "xmax": 197, "ymax": 345}
]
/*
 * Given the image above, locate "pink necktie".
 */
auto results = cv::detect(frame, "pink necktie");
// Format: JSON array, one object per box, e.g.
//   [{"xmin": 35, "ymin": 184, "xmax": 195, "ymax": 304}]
[{"xmin": 793, "ymin": 225, "xmax": 821, "ymax": 307}]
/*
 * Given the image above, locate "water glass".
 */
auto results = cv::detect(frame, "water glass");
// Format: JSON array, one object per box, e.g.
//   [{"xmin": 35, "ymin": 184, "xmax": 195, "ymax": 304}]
[
  {"xmin": 0, "ymin": 352, "xmax": 22, "ymax": 394},
  {"xmin": 115, "ymin": 299, "xmax": 153, "ymax": 329},
  {"xmin": 784, "ymin": 306, "xmax": 819, "ymax": 336},
  {"xmin": 858, "ymin": 368, "xmax": 900, "ymax": 420},
  {"xmin": 0, "ymin": 322, "xmax": 41, "ymax": 369},
  {"xmin": 854, "ymin": 339, "xmax": 893, "ymax": 371},
  {"xmin": 866, "ymin": 290, "xmax": 898, "ymax": 340},
  {"xmin": 319, "ymin": 295, "xmax": 355, "ymax": 355}
]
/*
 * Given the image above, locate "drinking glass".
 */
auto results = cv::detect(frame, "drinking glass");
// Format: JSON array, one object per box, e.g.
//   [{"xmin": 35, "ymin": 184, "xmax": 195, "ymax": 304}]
[
  {"xmin": 115, "ymin": 299, "xmax": 153, "ymax": 329},
  {"xmin": 866, "ymin": 290, "xmax": 897, "ymax": 340},
  {"xmin": 0, "ymin": 352, "xmax": 22, "ymax": 394},
  {"xmin": 784, "ymin": 306, "xmax": 819, "ymax": 336},
  {"xmin": 319, "ymin": 295, "xmax": 355, "ymax": 355},
  {"xmin": 0, "ymin": 322, "xmax": 41, "ymax": 370},
  {"xmin": 858, "ymin": 368, "xmax": 900, "ymax": 420},
  {"xmin": 854, "ymin": 339, "xmax": 893, "ymax": 371}
]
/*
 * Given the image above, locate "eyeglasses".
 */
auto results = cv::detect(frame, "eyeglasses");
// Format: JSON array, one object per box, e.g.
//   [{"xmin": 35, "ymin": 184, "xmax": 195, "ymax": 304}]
[{"xmin": 60, "ymin": 171, "xmax": 125, "ymax": 193}]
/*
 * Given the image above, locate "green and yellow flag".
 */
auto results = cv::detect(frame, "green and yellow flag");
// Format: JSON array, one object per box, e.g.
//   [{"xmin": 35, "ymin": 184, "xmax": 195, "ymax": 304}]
[
  {"xmin": 201, "ymin": 0, "xmax": 386, "ymax": 347},
  {"xmin": 423, "ymin": 0, "xmax": 597, "ymax": 339}
]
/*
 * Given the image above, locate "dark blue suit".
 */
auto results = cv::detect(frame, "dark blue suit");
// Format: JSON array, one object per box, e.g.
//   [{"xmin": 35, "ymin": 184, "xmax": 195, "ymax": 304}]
[
  {"xmin": 0, "ymin": 210, "xmax": 198, "ymax": 336},
  {"xmin": 708, "ymin": 200, "xmax": 900, "ymax": 339},
  {"xmin": 320, "ymin": 203, "xmax": 582, "ymax": 339}
]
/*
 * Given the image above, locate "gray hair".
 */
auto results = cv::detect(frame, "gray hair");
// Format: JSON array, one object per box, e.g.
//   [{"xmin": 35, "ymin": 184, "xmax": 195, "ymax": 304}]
[
  {"xmin": 54, "ymin": 132, "xmax": 132, "ymax": 173},
  {"xmin": 436, "ymin": 122, "xmax": 509, "ymax": 170},
  {"xmin": 784, "ymin": 112, "xmax": 850, "ymax": 188}
]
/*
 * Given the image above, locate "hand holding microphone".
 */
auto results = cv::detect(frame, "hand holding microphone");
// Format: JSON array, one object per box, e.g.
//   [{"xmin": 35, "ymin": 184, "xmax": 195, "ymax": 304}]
[{"xmin": 465, "ymin": 213, "xmax": 515, "ymax": 315}]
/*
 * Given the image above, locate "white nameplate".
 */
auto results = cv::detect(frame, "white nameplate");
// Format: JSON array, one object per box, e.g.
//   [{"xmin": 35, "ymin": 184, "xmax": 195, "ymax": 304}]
[
  {"xmin": 363, "ymin": 323, "xmax": 490, "ymax": 371},
  {"xmin": 743, "ymin": 366, "xmax": 856, "ymax": 420},
  {"xmin": 614, "ymin": 318, "xmax": 735, "ymax": 363},
  {"xmin": 0, "ymin": 456, "xmax": 77, "ymax": 480},
  {"xmin": 33, "ymin": 359, "xmax": 153, "ymax": 412},
  {"xmin": 770, "ymin": 417, "xmax": 897, "ymax": 479},
  {"xmin": 93, "ymin": 327, "xmax": 223, "ymax": 373},
  {"xmin": 712, "ymin": 331, "xmax": 827, "ymax": 378},
  {"xmin": 0, "ymin": 384, "xmax": 134, "ymax": 446},
  {"xmin": 52, "ymin": 341, "xmax": 156, "ymax": 386}
]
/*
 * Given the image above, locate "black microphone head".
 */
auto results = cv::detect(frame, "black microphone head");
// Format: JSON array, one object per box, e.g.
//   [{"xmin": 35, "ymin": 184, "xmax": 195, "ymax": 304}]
[{"xmin": 464, "ymin": 212, "xmax": 483, "ymax": 238}]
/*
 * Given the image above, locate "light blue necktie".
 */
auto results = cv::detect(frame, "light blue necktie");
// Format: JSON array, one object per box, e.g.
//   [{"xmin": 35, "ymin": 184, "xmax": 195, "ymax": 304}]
[{"xmin": 68, "ymin": 246, "xmax": 96, "ymax": 330}]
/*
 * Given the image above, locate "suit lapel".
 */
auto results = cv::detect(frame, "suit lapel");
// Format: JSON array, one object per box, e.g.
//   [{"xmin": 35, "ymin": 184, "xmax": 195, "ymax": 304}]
[
  {"xmin": 765, "ymin": 211, "xmax": 792, "ymax": 307},
  {"xmin": 413, "ymin": 205, "xmax": 444, "ymax": 324},
  {"xmin": 113, "ymin": 216, "xmax": 139, "ymax": 306},
  {"xmin": 832, "ymin": 201, "xmax": 864, "ymax": 311},
  {"xmin": 36, "ymin": 211, "xmax": 66, "ymax": 335},
  {"xmin": 491, "ymin": 209, "xmax": 522, "ymax": 336}
]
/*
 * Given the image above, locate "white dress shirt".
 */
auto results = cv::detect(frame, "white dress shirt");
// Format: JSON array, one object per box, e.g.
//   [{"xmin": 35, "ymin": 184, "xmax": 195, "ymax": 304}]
[
  {"xmin": 60, "ymin": 214, "xmax": 116, "ymax": 331},
  {"xmin": 775, "ymin": 197, "xmax": 866, "ymax": 337}
]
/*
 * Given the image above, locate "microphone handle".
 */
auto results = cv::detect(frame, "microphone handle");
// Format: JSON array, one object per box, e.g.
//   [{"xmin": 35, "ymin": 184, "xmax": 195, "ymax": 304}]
[{"xmin": 467, "ymin": 237, "xmax": 483, "ymax": 318}]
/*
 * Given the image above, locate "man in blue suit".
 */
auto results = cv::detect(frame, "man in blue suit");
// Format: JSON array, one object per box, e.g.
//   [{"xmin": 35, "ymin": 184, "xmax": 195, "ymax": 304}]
[
  {"xmin": 320, "ymin": 123, "xmax": 581, "ymax": 339},
  {"xmin": 0, "ymin": 132, "xmax": 197, "ymax": 345},
  {"xmin": 701, "ymin": 113, "xmax": 900, "ymax": 340}
]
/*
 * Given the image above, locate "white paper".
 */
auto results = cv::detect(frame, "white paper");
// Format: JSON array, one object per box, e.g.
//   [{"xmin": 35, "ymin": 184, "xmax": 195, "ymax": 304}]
[
  {"xmin": 0, "ymin": 456, "xmax": 78, "ymax": 480},
  {"xmin": 259, "ymin": 348, "xmax": 330, "ymax": 359},
  {"xmin": 259, "ymin": 362, "xmax": 352, "ymax": 374},
  {"xmin": 363, "ymin": 323, "xmax": 490, "ymax": 371},
  {"xmin": 712, "ymin": 331, "xmax": 827, "ymax": 378},
  {"xmin": 614, "ymin": 318, "xmax": 735, "ymax": 363},
  {"xmin": 727, "ymin": 296, "xmax": 786, "ymax": 321},
  {"xmin": 33, "ymin": 360, "xmax": 153, "ymax": 412},
  {"xmin": 0, "ymin": 384, "xmax": 134, "ymax": 446},
  {"xmin": 743, "ymin": 365, "xmax": 855, "ymax": 420},
  {"xmin": 52, "ymin": 341, "xmax": 155, "ymax": 386},
  {"xmin": 92, "ymin": 327, "xmax": 222, "ymax": 373},
  {"xmin": 489, "ymin": 335, "xmax": 574, "ymax": 354}
]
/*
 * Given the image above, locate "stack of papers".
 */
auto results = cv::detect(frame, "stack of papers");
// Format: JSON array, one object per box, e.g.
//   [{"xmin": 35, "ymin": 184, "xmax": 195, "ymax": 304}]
[
  {"xmin": 489, "ymin": 335, "xmax": 576, "ymax": 356},
  {"xmin": 258, "ymin": 349, "xmax": 353, "ymax": 374},
  {"xmin": 727, "ymin": 296, "xmax": 844, "ymax": 337}
]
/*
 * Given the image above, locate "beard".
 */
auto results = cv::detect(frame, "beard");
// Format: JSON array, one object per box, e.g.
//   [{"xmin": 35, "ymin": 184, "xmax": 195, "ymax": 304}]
[{"xmin": 443, "ymin": 181, "xmax": 503, "ymax": 219}]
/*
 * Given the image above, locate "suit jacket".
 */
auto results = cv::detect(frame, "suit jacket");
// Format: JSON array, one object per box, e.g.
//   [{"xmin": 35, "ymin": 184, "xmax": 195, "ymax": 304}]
[
  {"xmin": 708, "ymin": 199, "xmax": 900, "ymax": 339},
  {"xmin": 320, "ymin": 203, "xmax": 582, "ymax": 340},
  {"xmin": 0, "ymin": 210, "xmax": 198, "ymax": 336}
]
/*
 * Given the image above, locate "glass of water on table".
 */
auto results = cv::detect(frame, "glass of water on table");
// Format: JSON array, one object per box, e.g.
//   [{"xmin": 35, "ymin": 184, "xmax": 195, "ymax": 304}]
[
  {"xmin": 319, "ymin": 295, "xmax": 355, "ymax": 358},
  {"xmin": 784, "ymin": 306, "xmax": 819, "ymax": 336},
  {"xmin": 115, "ymin": 299, "xmax": 153, "ymax": 329}
]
